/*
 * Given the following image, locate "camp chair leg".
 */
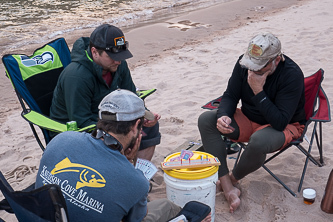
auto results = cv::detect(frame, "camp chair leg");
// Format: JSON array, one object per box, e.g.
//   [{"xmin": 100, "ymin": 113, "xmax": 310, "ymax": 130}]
[
  {"xmin": 264, "ymin": 146, "xmax": 290, "ymax": 164},
  {"xmin": 262, "ymin": 165, "xmax": 297, "ymax": 197},
  {"xmin": 316, "ymin": 122, "xmax": 324, "ymax": 164},
  {"xmin": 298, "ymin": 157, "xmax": 310, "ymax": 192},
  {"xmin": 297, "ymin": 122, "xmax": 322, "ymax": 192},
  {"xmin": 233, "ymin": 142, "xmax": 309, "ymax": 196},
  {"xmin": 296, "ymin": 128, "xmax": 324, "ymax": 193},
  {"xmin": 234, "ymin": 146, "xmax": 241, "ymax": 168},
  {"xmin": 234, "ymin": 143, "xmax": 297, "ymax": 197},
  {"xmin": 295, "ymin": 122, "xmax": 321, "ymax": 167},
  {"xmin": 28, "ymin": 123, "xmax": 45, "ymax": 151},
  {"xmin": 233, "ymin": 142, "xmax": 246, "ymax": 168},
  {"xmin": 296, "ymin": 144, "xmax": 321, "ymax": 167}
]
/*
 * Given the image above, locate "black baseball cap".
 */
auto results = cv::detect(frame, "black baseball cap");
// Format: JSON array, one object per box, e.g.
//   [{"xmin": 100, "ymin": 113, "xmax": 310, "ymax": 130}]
[{"xmin": 90, "ymin": 24, "xmax": 133, "ymax": 61}]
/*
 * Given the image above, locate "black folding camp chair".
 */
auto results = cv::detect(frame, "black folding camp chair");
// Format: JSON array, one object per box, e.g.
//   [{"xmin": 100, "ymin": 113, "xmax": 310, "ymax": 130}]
[
  {"xmin": 0, "ymin": 171, "xmax": 68, "ymax": 222},
  {"xmin": 202, "ymin": 68, "xmax": 331, "ymax": 197}
]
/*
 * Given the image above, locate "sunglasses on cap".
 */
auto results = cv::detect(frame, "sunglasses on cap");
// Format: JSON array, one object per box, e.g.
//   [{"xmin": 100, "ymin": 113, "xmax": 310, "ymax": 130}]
[{"xmin": 98, "ymin": 41, "xmax": 129, "ymax": 53}]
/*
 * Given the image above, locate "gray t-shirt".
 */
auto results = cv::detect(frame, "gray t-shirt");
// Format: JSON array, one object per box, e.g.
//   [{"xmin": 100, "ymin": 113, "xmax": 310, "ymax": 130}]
[{"xmin": 35, "ymin": 131, "xmax": 149, "ymax": 222}]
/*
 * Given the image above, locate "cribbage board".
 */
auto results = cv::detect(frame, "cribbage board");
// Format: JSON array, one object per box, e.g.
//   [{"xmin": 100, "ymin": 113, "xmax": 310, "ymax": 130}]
[{"xmin": 161, "ymin": 157, "xmax": 220, "ymax": 170}]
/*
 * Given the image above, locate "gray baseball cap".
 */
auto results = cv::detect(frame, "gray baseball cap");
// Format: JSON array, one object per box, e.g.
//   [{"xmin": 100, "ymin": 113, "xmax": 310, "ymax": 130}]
[
  {"xmin": 98, "ymin": 89, "xmax": 155, "ymax": 121},
  {"xmin": 239, "ymin": 33, "xmax": 281, "ymax": 71}
]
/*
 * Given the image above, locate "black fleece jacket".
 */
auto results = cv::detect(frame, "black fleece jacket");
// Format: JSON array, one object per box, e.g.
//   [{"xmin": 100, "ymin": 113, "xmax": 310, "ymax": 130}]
[{"xmin": 217, "ymin": 55, "xmax": 306, "ymax": 131}]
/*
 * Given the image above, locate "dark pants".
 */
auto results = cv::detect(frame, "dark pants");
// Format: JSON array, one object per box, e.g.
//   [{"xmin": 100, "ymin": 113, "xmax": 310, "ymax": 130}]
[
  {"xmin": 140, "ymin": 122, "xmax": 161, "ymax": 150},
  {"xmin": 198, "ymin": 110, "xmax": 285, "ymax": 180}
]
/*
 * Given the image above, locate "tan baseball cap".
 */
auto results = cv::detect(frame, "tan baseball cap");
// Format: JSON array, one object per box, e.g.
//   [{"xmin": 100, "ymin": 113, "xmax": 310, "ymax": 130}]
[{"xmin": 239, "ymin": 33, "xmax": 281, "ymax": 71}]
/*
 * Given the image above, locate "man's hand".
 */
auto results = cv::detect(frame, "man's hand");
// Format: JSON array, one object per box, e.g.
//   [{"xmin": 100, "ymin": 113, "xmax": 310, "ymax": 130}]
[
  {"xmin": 143, "ymin": 112, "xmax": 161, "ymax": 127},
  {"xmin": 217, "ymin": 116, "xmax": 235, "ymax": 134},
  {"xmin": 247, "ymin": 70, "xmax": 270, "ymax": 95}
]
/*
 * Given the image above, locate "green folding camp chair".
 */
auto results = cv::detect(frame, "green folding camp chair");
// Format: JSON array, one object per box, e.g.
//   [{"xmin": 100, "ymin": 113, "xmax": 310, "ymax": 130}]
[
  {"xmin": 2, "ymin": 38, "xmax": 95, "ymax": 151},
  {"xmin": 2, "ymin": 38, "xmax": 157, "ymax": 151}
]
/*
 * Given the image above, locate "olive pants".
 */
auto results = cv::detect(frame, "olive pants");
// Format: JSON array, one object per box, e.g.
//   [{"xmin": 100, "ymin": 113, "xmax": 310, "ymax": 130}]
[{"xmin": 198, "ymin": 110, "xmax": 285, "ymax": 180}]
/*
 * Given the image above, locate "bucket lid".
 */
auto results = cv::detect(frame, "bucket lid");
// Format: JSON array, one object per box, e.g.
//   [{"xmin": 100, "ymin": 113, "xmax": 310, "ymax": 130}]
[{"xmin": 163, "ymin": 151, "xmax": 219, "ymax": 180}]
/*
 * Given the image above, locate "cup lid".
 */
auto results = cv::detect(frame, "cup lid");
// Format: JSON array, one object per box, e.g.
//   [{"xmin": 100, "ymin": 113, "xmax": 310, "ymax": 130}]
[{"xmin": 303, "ymin": 188, "xmax": 316, "ymax": 199}]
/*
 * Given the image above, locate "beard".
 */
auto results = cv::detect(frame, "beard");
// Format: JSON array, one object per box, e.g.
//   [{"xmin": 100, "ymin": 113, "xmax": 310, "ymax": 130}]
[
  {"xmin": 126, "ymin": 129, "xmax": 141, "ymax": 150},
  {"xmin": 269, "ymin": 59, "xmax": 277, "ymax": 75}
]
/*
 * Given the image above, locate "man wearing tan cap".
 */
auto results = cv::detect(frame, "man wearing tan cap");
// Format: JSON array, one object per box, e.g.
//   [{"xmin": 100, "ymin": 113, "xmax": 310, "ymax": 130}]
[
  {"xmin": 50, "ymin": 24, "xmax": 160, "ymax": 161},
  {"xmin": 198, "ymin": 33, "xmax": 306, "ymax": 213}
]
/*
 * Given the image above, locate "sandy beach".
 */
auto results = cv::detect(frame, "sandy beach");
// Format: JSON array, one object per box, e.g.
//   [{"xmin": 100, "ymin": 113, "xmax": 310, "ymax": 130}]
[{"xmin": 1, "ymin": 0, "xmax": 333, "ymax": 221}]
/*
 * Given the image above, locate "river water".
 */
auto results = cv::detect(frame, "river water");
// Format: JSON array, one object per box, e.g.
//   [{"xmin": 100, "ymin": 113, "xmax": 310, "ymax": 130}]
[{"xmin": 0, "ymin": 0, "xmax": 233, "ymax": 57}]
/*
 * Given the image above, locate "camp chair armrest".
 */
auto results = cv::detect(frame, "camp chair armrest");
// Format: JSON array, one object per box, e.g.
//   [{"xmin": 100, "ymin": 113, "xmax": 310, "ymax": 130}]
[
  {"xmin": 136, "ymin": 89, "xmax": 156, "ymax": 100},
  {"xmin": 77, "ymin": 124, "xmax": 96, "ymax": 132},
  {"xmin": 22, "ymin": 110, "xmax": 67, "ymax": 133},
  {"xmin": 309, "ymin": 88, "xmax": 331, "ymax": 122},
  {"xmin": 22, "ymin": 110, "xmax": 96, "ymax": 133}
]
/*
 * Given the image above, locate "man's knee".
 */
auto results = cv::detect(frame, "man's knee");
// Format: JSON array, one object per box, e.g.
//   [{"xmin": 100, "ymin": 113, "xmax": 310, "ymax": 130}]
[
  {"xmin": 249, "ymin": 128, "xmax": 285, "ymax": 153},
  {"xmin": 140, "ymin": 122, "xmax": 161, "ymax": 150},
  {"xmin": 198, "ymin": 110, "xmax": 217, "ymax": 130}
]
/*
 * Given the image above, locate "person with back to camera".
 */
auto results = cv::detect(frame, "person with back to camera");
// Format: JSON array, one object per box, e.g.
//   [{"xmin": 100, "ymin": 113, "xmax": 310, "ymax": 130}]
[
  {"xmin": 198, "ymin": 32, "xmax": 306, "ymax": 213},
  {"xmin": 50, "ymin": 24, "xmax": 160, "ymax": 161},
  {"xmin": 36, "ymin": 89, "xmax": 212, "ymax": 222}
]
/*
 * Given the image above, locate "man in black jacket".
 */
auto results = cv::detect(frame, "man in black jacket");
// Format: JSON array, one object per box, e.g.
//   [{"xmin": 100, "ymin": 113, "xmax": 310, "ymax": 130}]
[
  {"xmin": 50, "ymin": 24, "xmax": 161, "ymax": 161},
  {"xmin": 198, "ymin": 32, "xmax": 306, "ymax": 213}
]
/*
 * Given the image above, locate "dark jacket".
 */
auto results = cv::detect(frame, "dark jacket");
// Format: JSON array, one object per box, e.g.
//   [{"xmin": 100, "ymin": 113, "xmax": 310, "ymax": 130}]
[
  {"xmin": 217, "ymin": 55, "xmax": 306, "ymax": 131},
  {"xmin": 50, "ymin": 37, "xmax": 136, "ymax": 128}
]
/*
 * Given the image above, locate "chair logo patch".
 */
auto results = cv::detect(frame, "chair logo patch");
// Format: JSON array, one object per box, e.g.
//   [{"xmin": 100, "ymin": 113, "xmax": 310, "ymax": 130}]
[{"xmin": 20, "ymin": 51, "xmax": 54, "ymax": 67}]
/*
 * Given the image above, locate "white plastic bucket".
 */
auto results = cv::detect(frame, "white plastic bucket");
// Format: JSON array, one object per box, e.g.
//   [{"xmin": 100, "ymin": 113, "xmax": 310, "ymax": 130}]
[{"xmin": 163, "ymin": 151, "xmax": 219, "ymax": 221}]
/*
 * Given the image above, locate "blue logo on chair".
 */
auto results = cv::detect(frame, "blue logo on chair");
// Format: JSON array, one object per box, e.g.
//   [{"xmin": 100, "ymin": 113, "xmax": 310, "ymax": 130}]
[{"xmin": 20, "ymin": 52, "xmax": 54, "ymax": 67}]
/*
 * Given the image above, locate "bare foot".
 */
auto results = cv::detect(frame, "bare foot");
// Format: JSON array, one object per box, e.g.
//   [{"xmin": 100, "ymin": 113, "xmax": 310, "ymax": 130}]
[{"xmin": 224, "ymin": 187, "xmax": 241, "ymax": 213}]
